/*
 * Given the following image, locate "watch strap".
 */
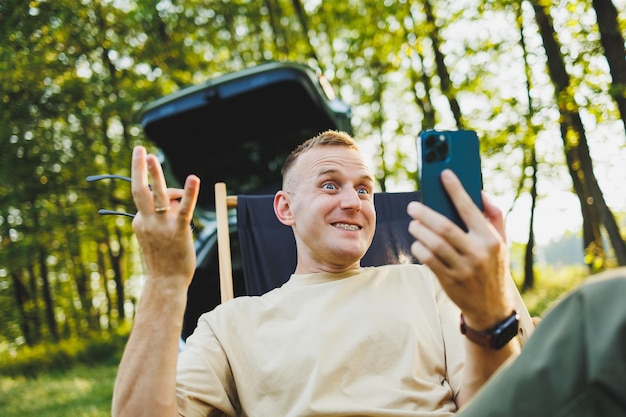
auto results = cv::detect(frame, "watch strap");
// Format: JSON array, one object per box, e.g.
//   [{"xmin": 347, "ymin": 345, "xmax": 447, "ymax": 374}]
[{"xmin": 460, "ymin": 310, "xmax": 520, "ymax": 350}]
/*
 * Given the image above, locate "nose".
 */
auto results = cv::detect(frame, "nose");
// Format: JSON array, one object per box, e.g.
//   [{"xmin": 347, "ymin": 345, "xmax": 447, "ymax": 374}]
[{"xmin": 339, "ymin": 187, "xmax": 362, "ymax": 211}]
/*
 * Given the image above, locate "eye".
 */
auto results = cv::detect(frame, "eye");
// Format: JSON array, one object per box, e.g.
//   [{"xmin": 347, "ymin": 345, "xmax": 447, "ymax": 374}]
[
  {"xmin": 356, "ymin": 183, "xmax": 373, "ymax": 195},
  {"xmin": 322, "ymin": 183, "xmax": 337, "ymax": 190}
]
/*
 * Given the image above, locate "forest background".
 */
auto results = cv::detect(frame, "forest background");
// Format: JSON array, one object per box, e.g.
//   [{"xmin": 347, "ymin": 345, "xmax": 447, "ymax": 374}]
[{"xmin": 1, "ymin": 0, "xmax": 625, "ymax": 363}]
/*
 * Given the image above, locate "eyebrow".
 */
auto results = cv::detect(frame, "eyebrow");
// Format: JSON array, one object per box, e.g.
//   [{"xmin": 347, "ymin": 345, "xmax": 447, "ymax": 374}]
[{"xmin": 317, "ymin": 168, "xmax": 375, "ymax": 185}]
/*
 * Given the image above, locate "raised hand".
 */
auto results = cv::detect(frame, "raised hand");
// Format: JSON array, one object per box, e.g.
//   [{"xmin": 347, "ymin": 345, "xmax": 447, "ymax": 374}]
[
  {"xmin": 130, "ymin": 146, "xmax": 201, "ymax": 290},
  {"xmin": 407, "ymin": 169, "xmax": 514, "ymax": 329}
]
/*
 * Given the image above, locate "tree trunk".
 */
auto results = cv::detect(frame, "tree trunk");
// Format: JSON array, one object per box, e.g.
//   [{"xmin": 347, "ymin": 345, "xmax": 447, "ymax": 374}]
[
  {"xmin": 563, "ymin": 110, "xmax": 626, "ymax": 265},
  {"xmin": 69, "ymin": 236, "xmax": 98, "ymax": 330},
  {"xmin": 291, "ymin": 0, "xmax": 320, "ymax": 64},
  {"xmin": 10, "ymin": 270, "xmax": 35, "ymax": 346},
  {"xmin": 518, "ymin": 2, "xmax": 536, "ymax": 290},
  {"xmin": 558, "ymin": 122, "xmax": 604, "ymax": 269},
  {"xmin": 109, "ymin": 227, "xmax": 126, "ymax": 323},
  {"xmin": 38, "ymin": 245, "xmax": 59, "ymax": 341},
  {"xmin": 531, "ymin": 0, "xmax": 626, "ymax": 270},
  {"xmin": 27, "ymin": 263, "xmax": 42, "ymax": 343},
  {"xmin": 523, "ymin": 148, "xmax": 538, "ymax": 291},
  {"xmin": 407, "ymin": 7, "xmax": 436, "ymax": 130},
  {"xmin": 424, "ymin": 0, "xmax": 463, "ymax": 128},
  {"xmin": 409, "ymin": 54, "xmax": 436, "ymax": 129},
  {"xmin": 591, "ymin": 0, "xmax": 626, "ymax": 130},
  {"xmin": 97, "ymin": 240, "xmax": 113, "ymax": 325}
]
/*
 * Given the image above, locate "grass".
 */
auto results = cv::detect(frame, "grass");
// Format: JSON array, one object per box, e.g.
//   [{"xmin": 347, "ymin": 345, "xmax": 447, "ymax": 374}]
[
  {"xmin": 0, "ymin": 363, "xmax": 117, "ymax": 417},
  {"xmin": 514, "ymin": 264, "xmax": 589, "ymax": 318}
]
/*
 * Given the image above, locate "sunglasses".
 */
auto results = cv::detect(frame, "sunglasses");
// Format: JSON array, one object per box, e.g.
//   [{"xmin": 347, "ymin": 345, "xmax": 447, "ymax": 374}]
[{"xmin": 86, "ymin": 174, "xmax": 195, "ymax": 230}]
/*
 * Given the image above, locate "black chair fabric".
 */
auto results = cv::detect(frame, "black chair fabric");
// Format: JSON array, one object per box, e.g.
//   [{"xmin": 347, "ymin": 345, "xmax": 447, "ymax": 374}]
[{"xmin": 237, "ymin": 191, "xmax": 421, "ymax": 296}]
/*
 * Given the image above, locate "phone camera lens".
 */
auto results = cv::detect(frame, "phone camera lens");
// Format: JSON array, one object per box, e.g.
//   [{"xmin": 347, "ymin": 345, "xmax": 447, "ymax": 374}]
[
  {"xmin": 436, "ymin": 141, "xmax": 448, "ymax": 158},
  {"xmin": 425, "ymin": 150, "xmax": 437, "ymax": 163},
  {"xmin": 425, "ymin": 135, "xmax": 437, "ymax": 148}
]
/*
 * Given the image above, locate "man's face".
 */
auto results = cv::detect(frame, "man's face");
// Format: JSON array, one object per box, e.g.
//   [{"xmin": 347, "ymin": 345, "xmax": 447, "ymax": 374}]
[{"xmin": 284, "ymin": 145, "xmax": 376, "ymax": 273}]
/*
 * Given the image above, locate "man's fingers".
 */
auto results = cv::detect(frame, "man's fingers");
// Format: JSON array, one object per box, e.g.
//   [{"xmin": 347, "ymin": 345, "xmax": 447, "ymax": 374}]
[
  {"xmin": 177, "ymin": 175, "xmax": 201, "ymax": 227},
  {"xmin": 144, "ymin": 154, "xmax": 171, "ymax": 213},
  {"xmin": 407, "ymin": 201, "xmax": 469, "ymax": 269},
  {"xmin": 131, "ymin": 146, "xmax": 153, "ymax": 214},
  {"xmin": 132, "ymin": 146, "xmax": 196, "ymax": 222},
  {"xmin": 440, "ymin": 169, "xmax": 483, "ymax": 232}
]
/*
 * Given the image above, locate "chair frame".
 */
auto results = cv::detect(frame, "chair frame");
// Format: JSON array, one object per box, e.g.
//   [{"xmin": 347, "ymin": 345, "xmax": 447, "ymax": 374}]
[{"xmin": 215, "ymin": 182, "xmax": 238, "ymax": 303}]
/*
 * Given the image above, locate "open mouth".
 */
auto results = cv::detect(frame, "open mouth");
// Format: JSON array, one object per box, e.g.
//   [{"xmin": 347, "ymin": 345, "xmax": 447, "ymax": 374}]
[{"xmin": 333, "ymin": 223, "xmax": 362, "ymax": 231}]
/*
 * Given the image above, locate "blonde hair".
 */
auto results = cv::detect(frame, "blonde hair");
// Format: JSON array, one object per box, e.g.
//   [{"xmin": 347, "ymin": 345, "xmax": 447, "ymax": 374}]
[{"xmin": 282, "ymin": 130, "xmax": 358, "ymax": 186}]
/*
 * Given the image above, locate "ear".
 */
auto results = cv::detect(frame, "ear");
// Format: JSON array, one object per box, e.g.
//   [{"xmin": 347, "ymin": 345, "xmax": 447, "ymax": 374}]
[{"xmin": 274, "ymin": 191, "xmax": 295, "ymax": 226}]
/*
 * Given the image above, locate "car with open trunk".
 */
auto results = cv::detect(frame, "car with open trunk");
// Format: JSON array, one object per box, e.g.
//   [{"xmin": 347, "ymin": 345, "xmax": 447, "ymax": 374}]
[{"xmin": 138, "ymin": 61, "xmax": 353, "ymax": 340}]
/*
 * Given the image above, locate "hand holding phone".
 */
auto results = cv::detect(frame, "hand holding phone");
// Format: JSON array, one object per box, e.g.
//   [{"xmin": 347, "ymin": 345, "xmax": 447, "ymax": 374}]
[{"xmin": 417, "ymin": 129, "xmax": 483, "ymax": 231}]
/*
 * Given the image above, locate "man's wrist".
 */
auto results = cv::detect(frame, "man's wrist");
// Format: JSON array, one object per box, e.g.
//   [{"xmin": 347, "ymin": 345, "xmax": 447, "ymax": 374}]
[{"xmin": 460, "ymin": 311, "xmax": 520, "ymax": 350}]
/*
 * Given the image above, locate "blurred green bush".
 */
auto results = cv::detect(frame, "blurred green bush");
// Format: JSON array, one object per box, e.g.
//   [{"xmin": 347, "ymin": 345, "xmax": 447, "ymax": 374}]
[{"xmin": 0, "ymin": 328, "xmax": 129, "ymax": 378}]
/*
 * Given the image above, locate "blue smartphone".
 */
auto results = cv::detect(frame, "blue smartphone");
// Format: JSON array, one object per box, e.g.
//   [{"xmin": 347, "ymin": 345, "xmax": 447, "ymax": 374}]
[{"xmin": 417, "ymin": 129, "xmax": 483, "ymax": 231}]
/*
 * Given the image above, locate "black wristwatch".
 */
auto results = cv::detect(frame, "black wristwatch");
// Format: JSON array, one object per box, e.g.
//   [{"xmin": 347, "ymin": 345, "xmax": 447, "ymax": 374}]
[{"xmin": 460, "ymin": 311, "xmax": 520, "ymax": 350}]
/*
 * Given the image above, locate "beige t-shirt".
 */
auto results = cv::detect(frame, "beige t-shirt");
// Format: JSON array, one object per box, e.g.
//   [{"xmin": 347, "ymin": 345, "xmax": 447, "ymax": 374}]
[{"xmin": 177, "ymin": 264, "xmax": 464, "ymax": 417}]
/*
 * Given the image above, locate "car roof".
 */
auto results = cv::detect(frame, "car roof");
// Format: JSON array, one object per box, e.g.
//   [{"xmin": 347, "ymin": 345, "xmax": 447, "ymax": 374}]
[{"xmin": 138, "ymin": 61, "xmax": 352, "ymax": 211}]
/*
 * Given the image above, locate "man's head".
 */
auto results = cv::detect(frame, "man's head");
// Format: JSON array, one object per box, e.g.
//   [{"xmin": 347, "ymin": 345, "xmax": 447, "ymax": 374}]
[{"xmin": 274, "ymin": 130, "xmax": 377, "ymax": 274}]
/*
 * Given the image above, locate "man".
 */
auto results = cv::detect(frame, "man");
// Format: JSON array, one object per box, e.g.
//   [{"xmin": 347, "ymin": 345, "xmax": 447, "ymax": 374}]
[{"xmin": 112, "ymin": 130, "xmax": 523, "ymax": 417}]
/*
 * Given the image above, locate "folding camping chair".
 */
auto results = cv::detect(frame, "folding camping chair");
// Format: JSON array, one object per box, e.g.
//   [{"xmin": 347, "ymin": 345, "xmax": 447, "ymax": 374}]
[{"xmin": 213, "ymin": 182, "xmax": 535, "ymax": 346}]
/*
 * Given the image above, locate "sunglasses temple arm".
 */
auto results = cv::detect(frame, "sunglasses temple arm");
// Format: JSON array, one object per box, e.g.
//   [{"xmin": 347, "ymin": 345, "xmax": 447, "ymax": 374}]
[
  {"xmin": 97, "ymin": 209, "xmax": 195, "ymax": 230},
  {"xmin": 86, "ymin": 174, "xmax": 152, "ymax": 190},
  {"xmin": 97, "ymin": 209, "xmax": 136, "ymax": 218},
  {"xmin": 86, "ymin": 174, "xmax": 131, "ymax": 183}
]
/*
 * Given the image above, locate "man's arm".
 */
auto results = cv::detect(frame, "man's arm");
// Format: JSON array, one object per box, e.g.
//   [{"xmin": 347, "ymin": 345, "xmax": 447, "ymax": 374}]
[
  {"xmin": 112, "ymin": 279, "xmax": 188, "ymax": 417},
  {"xmin": 407, "ymin": 169, "xmax": 521, "ymax": 407},
  {"xmin": 111, "ymin": 146, "xmax": 200, "ymax": 417}
]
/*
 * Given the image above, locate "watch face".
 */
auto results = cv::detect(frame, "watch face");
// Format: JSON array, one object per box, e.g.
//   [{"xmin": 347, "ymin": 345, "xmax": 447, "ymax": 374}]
[{"xmin": 492, "ymin": 313, "xmax": 520, "ymax": 349}]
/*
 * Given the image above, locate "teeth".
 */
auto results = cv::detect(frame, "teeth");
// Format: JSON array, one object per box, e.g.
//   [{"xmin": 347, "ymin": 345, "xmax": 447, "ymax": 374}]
[{"xmin": 334, "ymin": 223, "xmax": 360, "ymax": 231}]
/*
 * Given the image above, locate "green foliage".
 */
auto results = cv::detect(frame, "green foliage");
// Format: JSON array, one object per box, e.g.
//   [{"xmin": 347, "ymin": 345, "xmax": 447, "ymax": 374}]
[
  {"xmin": 0, "ymin": 329, "xmax": 128, "ymax": 378},
  {"xmin": 0, "ymin": 363, "xmax": 116, "ymax": 417},
  {"xmin": 517, "ymin": 264, "xmax": 589, "ymax": 318}
]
